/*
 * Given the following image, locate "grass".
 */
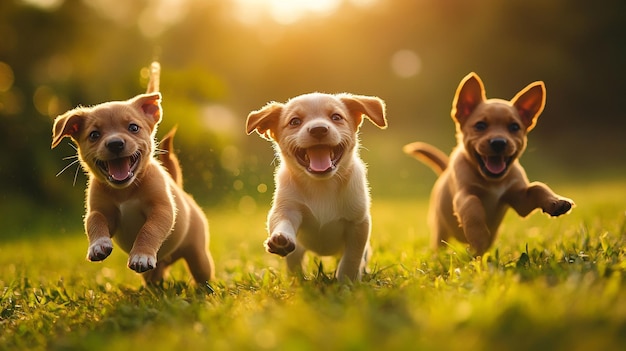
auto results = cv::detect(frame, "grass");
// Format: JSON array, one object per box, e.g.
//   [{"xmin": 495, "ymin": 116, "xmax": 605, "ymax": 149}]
[{"xmin": 1, "ymin": 180, "xmax": 625, "ymax": 350}]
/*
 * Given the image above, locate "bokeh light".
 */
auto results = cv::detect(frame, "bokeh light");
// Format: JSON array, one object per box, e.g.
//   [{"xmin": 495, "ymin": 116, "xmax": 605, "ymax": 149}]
[
  {"xmin": 0, "ymin": 62, "xmax": 14, "ymax": 93},
  {"xmin": 390, "ymin": 49, "xmax": 422, "ymax": 78},
  {"xmin": 1, "ymin": 0, "xmax": 624, "ymax": 219}
]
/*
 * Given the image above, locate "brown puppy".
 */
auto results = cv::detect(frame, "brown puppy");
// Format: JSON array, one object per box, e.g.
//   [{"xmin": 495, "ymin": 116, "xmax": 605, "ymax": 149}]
[
  {"xmin": 51, "ymin": 62, "xmax": 214, "ymax": 284},
  {"xmin": 404, "ymin": 72, "xmax": 573, "ymax": 255},
  {"xmin": 246, "ymin": 93, "xmax": 387, "ymax": 281}
]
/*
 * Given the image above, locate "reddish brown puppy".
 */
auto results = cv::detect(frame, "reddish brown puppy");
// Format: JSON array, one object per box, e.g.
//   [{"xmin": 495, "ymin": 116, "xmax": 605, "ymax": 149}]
[
  {"xmin": 404, "ymin": 72, "xmax": 573, "ymax": 255},
  {"xmin": 51, "ymin": 63, "xmax": 214, "ymax": 284}
]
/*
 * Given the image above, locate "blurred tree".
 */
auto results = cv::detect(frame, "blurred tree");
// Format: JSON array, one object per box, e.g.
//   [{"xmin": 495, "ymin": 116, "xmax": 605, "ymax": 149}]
[{"xmin": 0, "ymin": 0, "xmax": 625, "ymax": 233}]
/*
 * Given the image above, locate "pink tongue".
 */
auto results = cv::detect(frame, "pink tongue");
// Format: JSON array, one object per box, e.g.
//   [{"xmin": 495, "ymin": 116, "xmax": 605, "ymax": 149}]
[
  {"xmin": 307, "ymin": 147, "xmax": 333, "ymax": 172},
  {"xmin": 485, "ymin": 156, "xmax": 506, "ymax": 174},
  {"xmin": 107, "ymin": 158, "xmax": 131, "ymax": 181}
]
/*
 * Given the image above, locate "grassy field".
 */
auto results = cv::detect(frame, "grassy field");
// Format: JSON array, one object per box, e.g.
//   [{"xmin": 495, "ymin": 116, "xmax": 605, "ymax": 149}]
[{"xmin": 1, "ymin": 180, "xmax": 625, "ymax": 351}]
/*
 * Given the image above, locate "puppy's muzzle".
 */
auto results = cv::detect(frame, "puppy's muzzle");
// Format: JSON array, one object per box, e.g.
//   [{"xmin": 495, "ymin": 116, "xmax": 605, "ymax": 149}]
[
  {"xmin": 106, "ymin": 138, "xmax": 126, "ymax": 154},
  {"xmin": 475, "ymin": 138, "xmax": 514, "ymax": 179},
  {"xmin": 293, "ymin": 123, "xmax": 345, "ymax": 176},
  {"xmin": 309, "ymin": 125, "xmax": 329, "ymax": 139},
  {"xmin": 489, "ymin": 138, "xmax": 507, "ymax": 154},
  {"xmin": 96, "ymin": 137, "xmax": 141, "ymax": 186}
]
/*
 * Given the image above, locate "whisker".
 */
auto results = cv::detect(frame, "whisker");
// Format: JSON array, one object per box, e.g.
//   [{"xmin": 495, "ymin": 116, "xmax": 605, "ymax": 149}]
[
  {"xmin": 72, "ymin": 162, "xmax": 81, "ymax": 186},
  {"xmin": 154, "ymin": 148, "xmax": 169, "ymax": 156},
  {"xmin": 56, "ymin": 142, "xmax": 83, "ymax": 186},
  {"xmin": 56, "ymin": 159, "xmax": 80, "ymax": 177},
  {"xmin": 270, "ymin": 155, "xmax": 280, "ymax": 167}
]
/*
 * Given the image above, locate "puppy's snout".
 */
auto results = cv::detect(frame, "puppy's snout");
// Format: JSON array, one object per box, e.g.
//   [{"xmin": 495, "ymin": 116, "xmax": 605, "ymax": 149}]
[
  {"xmin": 489, "ymin": 138, "xmax": 507, "ymax": 153},
  {"xmin": 309, "ymin": 125, "xmax": 329, "ymax": 139},
  {"xmin": 106, "ymin": 138, "xmax": 125, "ymax": 153}
]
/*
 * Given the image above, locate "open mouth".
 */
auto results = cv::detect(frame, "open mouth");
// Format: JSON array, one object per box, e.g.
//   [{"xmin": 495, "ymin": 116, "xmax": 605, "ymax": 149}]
[
  {"xmin": 475, "ymin": 152, "xmax": 513, "ymax": 178},
  {"xmin": 95, "ymin": 152, "xmax": 141, "ymax": 185},
  {"xmin": 295, "ymin": 145, "xmax": 345, "ymax": 175}
]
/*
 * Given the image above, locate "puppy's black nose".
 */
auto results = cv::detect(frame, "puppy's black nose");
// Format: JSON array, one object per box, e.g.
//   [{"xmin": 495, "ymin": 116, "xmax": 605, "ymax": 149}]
[
  {"xmin": 106, "ymin": 139, "xmax": 125, "ymax": 153},
  {"xmin": 489, "ymin": 138, "xmax": 507, "ymax": 153},
  {"xmin": 309, "ymin": 125, "xmax": 329, "ymax": 139}
]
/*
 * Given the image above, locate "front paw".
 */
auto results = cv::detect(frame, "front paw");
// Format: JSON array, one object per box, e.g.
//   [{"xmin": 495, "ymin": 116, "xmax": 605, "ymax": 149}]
[
  {"xmin": 128, "ymin": 253, "xmax": 156, "ymax": 273},
  {"xmin": 544, "ymin": 198, "xmax": 574, "ymax": 216},
  {"xmin": 87, "ymin": 237, "xmax": 113, "ymax": 261},
  {"xmin": 264, "ymin": 233, "xmax": 295, "ymax": 257}
]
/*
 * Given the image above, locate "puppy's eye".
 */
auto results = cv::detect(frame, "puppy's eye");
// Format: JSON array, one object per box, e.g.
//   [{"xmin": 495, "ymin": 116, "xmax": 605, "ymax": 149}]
[
  {"xmin": 289, "ymin": 118, "xmax": 302, "ymax": 126},
  {"xmin": 331, "ymin": 113, "xmax": 343, "ymax": 122},
  {"xmin": 474, "ymin": 121, "xmax": 487, "ymax": 131},
  {"xmin": 509, "ymin": 123, "xmax": 521, "ymax": 132},
  {"xmin": 89, "ymin": 131, "xmax": 100, "ymax": 141},
  {"xmin": 128, "ymin": 123, "xmax": 140, "ymax": 133}
]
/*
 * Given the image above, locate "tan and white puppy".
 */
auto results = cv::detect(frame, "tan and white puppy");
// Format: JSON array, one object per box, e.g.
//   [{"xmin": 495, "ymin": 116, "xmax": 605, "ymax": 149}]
[
  {"xmin": 404, "ymin": 72, "xmax": 574, "ymax": 256},
  {"xmin": 246, "ymin": 93, "xmax": 387, "ymax": 281},
  {"xmin": 51, "ymin": 62, "xmax": 214, "ymax": 284}
]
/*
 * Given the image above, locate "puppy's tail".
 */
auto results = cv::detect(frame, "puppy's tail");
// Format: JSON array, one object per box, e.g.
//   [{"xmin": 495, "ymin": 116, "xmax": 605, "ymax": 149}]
[
  {"xmin": 158, "ymin": 126, "xmax": 183, "ymax": 187},
  {"xmin": 146, "ymin": 61, "xmax": 160, "ymax": 94},
  {"xmin": 403, "ymin": 142, "xmax": 449, "ymax": 175}
]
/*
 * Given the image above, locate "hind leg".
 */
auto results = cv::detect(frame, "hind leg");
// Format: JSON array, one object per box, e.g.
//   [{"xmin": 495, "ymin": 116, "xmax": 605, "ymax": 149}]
[
  {"xmin": 336, "ymin": 220, "xmax": 370, "ymax": 282},
  {"xmin": 183, "ymin": 247, "xmax": 215, "ymax": 283},
  {"xmin": 360, "ymin": 241, "xmax": 372, "ymax": 275},
  {"xmin": 429, "ymin": 213, "xmax": 452, "ymax": 251},
  {"xmin": 141, "ymin": 256, "xmax": 175, "ymax": 284}
]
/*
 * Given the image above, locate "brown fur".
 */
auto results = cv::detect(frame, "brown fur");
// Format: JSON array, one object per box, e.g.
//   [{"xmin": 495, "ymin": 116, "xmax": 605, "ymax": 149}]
[
  {"xmin": 404, "ymin": 72, "xmax": 573, "ymax": 255},
  {"xmin": 157, "ymin": 126, "xmax": 182, "ymax": 187},
  {"xmin": 246, "ymin": 92, "xmax": 387, "ymax": 281},
  {"xmin": 51, "ymin": 62, "xmax": 214, "ymax": 284}
]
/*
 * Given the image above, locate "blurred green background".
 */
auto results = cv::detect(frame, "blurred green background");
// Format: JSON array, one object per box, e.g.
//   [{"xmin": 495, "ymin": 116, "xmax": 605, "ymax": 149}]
[{"xmin": 1, "ymin": 0, "xmax": 624, "ymax": 234}]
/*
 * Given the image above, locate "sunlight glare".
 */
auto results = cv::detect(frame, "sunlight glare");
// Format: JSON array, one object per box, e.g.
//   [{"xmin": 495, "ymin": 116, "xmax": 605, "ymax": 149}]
[
  {"xmin": 19, "ymin": 0, "xmax": 63, "ymax": 10},
  {"xmin": 233, "ymin": 0, "xmax": 342, "ymax": 25},
  {"xmin": 139, "ymin": 0, "xmax": 190, "ymax": 38}
]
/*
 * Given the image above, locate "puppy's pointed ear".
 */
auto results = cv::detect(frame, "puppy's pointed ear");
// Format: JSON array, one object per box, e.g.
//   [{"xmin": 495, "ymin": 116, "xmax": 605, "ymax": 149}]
[
  {"xmin": 132, "ymin": 92, "xmax": 162, "ymax": 127},
  {"xmin": 452, "ymin": 72, "xmax": 486, "ymax": 125},
  {"xmin": 51, "ymin": 109, "xmax": 85, "ymax": 148},
  {"xmin": 511, "ymin": 81, "xmax": 545, "ymax": 132},
  {"xmin": 339, "ymin": 94, "xmax": 387, "ymax": 129},
  {"xmin": 246, "ymin": 102, "xmax": 282, "ymax": 140}
]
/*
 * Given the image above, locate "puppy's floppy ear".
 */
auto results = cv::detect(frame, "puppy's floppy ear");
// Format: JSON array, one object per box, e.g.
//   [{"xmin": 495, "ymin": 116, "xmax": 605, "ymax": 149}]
[
  {"xmin": 511, "ymin": 81, "xmax": 546, "ymax": 132},
  {"xmin": 452, "ymin": 72, "xmax": 486, "ymax": 125},
  {"xmin": 51, "ymin": 108, "xmax": 85, "ymax": 148},
  {"xmin": 339, "ymin": 94, "xmax": 387, "ymax": 129},
  {"xmin": 246, "ymin": 102, "xmax": 282, "ymax": 140},
  {"xmin": 131, "ymin": 92, "xmax": 162, "ymax": 127}
]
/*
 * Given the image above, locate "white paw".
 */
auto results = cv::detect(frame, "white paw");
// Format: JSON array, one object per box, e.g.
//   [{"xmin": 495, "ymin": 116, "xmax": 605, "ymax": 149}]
[
  {"xmin": 264, "ymin": 233, "xmax": 295, "ymax": 257},
  {"xmin": 128, "ymin": 254, "xmax": 156, "ymax": 273},
  {"xmin": 87, "ymin": 237, "xmax": 113, "ymax": 261}
]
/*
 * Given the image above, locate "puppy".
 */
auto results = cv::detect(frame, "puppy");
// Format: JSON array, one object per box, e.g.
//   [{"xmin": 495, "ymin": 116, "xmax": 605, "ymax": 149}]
[
  {"xmin": 404, "ymin": 72, "xmax": 573, "ymax": 256},
  {"xmin": 51, "ymin": 62, "xmax": 214, "ymax": 284},
  {"xmin": 246, "ymin": 93, "xmax": 387, "ymax": 281}
]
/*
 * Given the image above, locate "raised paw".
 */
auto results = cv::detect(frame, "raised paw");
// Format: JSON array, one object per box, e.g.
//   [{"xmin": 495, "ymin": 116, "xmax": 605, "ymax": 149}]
[
  {"xmin": 264, "ymin": 233, "xmax": 295, "ymax": 257},
  {"xmin": 87, "ymin": 237, "xmax": 113, "ymax": 261},
  {"xmin": 544, "ymin": 198, "xmax": 574, "ymax": 217},
  {"xmin": 128, "ymin": 254, "xmax": 156, "ymax": 273}
]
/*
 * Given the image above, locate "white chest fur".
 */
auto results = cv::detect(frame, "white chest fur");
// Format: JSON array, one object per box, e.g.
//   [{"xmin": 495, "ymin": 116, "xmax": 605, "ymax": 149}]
[
  {"xmin": 114, "ymin": 199, "xmax": 145, "ymax": 253},
  {"xmin": 292, "ymin": 171, "xmax": 370, "ymax": 256}
]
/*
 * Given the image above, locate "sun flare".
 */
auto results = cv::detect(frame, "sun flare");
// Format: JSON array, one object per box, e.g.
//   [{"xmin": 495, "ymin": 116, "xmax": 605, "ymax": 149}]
[{"xmin": 232, "ymin": 0, "xmax": 376, "ymax": 25}]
